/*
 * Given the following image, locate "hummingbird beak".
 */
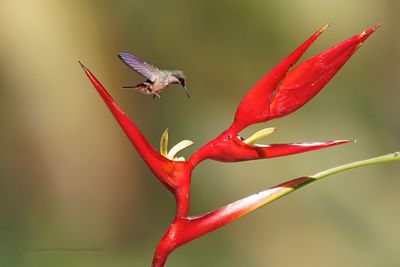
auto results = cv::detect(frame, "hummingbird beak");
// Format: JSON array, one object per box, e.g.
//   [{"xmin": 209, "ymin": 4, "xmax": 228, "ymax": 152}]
[
  {"xmin": 178, "ymin": 79, "xmax": 190, "ymax": 98},
  {"xmin": 183, "ymin": 86, "xmax": 190, "ymax": 98}
]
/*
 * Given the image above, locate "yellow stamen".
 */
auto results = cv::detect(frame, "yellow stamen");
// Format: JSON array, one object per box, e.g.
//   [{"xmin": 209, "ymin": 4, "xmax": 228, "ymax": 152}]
[
  {"xmin": 160, "ymin": 128, "xmax": 169, "ymax": 157},
  {"xmin": 243, "ymin": 127, "xmax": 276, "ymax": 145},
  {"xmin": 173, "ymin": 156, "xmax": 186, "ymax": 162},
  {"xmin": 167, "ymin": 140, "xmax": 194, "ymax": 160}
]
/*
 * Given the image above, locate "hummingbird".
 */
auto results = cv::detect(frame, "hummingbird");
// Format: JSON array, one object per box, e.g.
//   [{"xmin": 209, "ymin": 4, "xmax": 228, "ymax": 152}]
[{"xmin": 118, "ymin": 52, "xmax": 189, "ymax": 100}]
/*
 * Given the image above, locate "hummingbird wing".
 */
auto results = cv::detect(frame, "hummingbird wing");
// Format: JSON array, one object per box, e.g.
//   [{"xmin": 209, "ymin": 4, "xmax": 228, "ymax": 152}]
[{"xmin": 118, "ymin": 52, "xmax": 159, "ymax": 82}]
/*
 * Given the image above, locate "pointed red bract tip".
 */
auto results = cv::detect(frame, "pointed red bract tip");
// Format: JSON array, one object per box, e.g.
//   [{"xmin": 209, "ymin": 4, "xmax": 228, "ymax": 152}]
[
  {"xmin": 319, "ymin": 23, "xmax": 331, "ymax": 33},
  {"xmin": 78, "ymin": 61, "xmax": 88, "ymax": 71},
  {"xmin": 362, "ymin": 24, "xmax": 381, "ymax": 37}
]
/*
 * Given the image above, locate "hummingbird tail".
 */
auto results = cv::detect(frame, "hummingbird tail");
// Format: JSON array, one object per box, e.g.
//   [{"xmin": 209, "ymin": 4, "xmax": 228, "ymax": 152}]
[{"xmin": 122, "ymin": 84, "xmax": 145, "ymax": 91}]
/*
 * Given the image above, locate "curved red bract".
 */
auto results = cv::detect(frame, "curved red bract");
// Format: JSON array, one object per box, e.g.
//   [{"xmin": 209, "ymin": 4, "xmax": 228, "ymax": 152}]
[
  {"xmin": 188, "ymin": 129, "xmax": 351, "ymax": 164},
  {"xmin": 232, "ymin": 25, "xmax": 379, "ymax": 132}
]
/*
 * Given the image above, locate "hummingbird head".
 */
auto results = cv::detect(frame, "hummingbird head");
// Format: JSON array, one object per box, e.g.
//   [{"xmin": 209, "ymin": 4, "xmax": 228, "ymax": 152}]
[{"xmin": 172, "ymin": 70, "xmax": 189, "ymax": 98}]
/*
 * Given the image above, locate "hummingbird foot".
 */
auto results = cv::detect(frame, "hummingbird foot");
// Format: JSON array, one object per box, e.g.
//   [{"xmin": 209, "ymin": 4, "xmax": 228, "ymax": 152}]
[{"xmin": 153, "ymin": 93, "xmax": 162, "ymax": 100}]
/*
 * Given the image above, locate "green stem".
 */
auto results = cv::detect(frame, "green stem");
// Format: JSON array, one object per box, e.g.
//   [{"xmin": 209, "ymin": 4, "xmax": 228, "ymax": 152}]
[
  {"xmin": 264, "ymin": 151, "xmax": 400, "ymax": 205},
  {"xmin": 311, "ymin": 151, "xmax": 400, "ymax": 180}
]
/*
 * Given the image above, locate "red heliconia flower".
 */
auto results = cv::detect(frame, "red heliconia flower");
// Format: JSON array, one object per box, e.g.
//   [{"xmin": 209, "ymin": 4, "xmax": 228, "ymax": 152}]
[{"xmin": 80, "ymin": 25, "xmax": 380, "ymax": 267}]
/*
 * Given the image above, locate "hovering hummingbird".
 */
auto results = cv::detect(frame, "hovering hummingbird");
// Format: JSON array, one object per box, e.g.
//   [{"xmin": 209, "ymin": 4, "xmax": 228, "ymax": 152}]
[{"xmin": 118, "ymin": 52, "xmax": 189, "ymax": 100}]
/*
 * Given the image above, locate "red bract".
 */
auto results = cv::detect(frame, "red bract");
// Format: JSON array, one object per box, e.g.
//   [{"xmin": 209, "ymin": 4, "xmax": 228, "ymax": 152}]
[
  {"xmin": 269, "ymin": 25, "xmax": 379, "ymax": 117},
  {"xmin": 188, "ymin": 130, "xmax": 351, "ymax": 164},
  {"xmin": 80, "ymin": 25, "xmax": 378, "ymax": 267},
  {"xmin": 232, "ymin": 24, "xmax": 379, "ymax": 133},
  {"xmin": 79, "ymin": 62, "xmax": 177, "ymax": 192}
]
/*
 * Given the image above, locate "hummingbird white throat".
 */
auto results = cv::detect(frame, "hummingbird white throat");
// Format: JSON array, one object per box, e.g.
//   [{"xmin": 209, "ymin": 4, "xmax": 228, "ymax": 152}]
[{"xmin": 118, "ymin": 52, "xmax": 189, "ymax": 100}]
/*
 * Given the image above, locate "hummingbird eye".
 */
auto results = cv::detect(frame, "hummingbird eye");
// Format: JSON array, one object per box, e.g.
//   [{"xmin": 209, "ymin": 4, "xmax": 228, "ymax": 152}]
[{"xmin": 178, "ymin": 78, "xmax": 185, "ymax": 87}]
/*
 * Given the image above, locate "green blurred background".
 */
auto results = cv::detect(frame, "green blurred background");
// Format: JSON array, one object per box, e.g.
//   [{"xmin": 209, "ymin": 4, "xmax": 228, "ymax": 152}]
[{"xmin": 0, "ymin": 0, "xmax": 399, "ymax": 266}]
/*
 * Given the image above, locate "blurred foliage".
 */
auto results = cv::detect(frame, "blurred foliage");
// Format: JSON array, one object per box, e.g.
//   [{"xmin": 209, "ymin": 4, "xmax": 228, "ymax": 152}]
[{"xmin": 0, "ymin": 0, "xmax": 399, "ymax": 266}]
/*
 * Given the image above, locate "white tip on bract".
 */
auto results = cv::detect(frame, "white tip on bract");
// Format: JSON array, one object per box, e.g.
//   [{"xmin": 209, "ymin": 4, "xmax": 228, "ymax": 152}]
[{"xmin": 320, "ymin": 23, "xmax": 331, "ymax": 33}]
